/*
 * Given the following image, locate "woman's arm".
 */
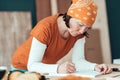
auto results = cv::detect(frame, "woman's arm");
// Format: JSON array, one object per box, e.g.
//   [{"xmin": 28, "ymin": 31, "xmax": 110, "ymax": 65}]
[
  {"xmin": 72, "ymin": 37, "xmax": 96, "ymax": 71},
  {"xmin": 27, "ymin": 37, "xmax": 58, "ymax": 74},
  {"xmin": 72, "ymin": 37, "xmax": 112, "ymax": 74}
]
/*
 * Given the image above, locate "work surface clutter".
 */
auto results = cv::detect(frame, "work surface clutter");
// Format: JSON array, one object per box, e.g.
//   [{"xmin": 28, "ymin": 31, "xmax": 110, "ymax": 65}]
[
  {"xmin": 1, "ymin": 64, "xmax": 120, "ymax": 80},
  {"xmin": 2, "ymin": 71, "xmax": 93, "ymax": 80},
  {"xmin": 1, "ymin": 70, "xmax": 120, "ymax": 80}
]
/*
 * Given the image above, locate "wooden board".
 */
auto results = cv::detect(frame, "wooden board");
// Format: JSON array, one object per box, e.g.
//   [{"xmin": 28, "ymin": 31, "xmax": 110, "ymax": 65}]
[
  {"xmin": 35, "ymin": 0, "xmax": 51, "ymax": 21},
  {"xmin": 0, "ymin": 12, "xmax": 32, "ymax": 70},
  {"xmin": 85, "ymin": 29, "xmax": 103, "ymax": 64}
]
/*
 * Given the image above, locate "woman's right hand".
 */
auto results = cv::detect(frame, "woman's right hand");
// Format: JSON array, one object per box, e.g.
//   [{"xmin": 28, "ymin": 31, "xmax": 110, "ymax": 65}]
[{"xmin": 57, "ymin": 61, "xmax": 76, "ymax": 73}]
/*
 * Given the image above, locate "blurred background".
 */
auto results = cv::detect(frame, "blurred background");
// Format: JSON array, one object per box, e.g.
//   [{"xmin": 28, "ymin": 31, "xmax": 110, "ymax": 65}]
[{"xmin": 0, "ymin": 0, "xmax": 120, "ymax": 70}]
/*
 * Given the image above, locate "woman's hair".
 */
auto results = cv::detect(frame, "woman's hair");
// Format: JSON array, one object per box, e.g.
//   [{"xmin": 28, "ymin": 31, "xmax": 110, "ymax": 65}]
[
  {"xmin": 58, "ymin": 13, "xmax": 89, "ymax": 38},
  {"xmin": 58, "ymin": 1, "xmax": 72, "ymax": 28},
  {"xmin": 59, "ymin": 13, "xmax": 71, "ymax": 28}
]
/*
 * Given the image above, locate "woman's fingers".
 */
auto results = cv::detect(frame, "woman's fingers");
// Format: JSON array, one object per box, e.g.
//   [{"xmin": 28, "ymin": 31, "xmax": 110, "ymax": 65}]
[
  {"xmin": 95, "ymin": 64, "xmax": 112, "ymax": 74},
  {"xmin": 66, "ymin": 62, "xmax": 76, "ymax": 73},
  {"xmin": 57, "ymin": 61, "xmax": 76, "ymax": 73}
]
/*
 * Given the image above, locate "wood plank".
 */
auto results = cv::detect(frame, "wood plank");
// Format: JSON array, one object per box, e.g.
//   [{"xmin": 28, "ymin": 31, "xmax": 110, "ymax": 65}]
[
  {"xmin": 36, "ymin": 0, "xmax": 51, "ymax": 21},
  {"xmin": 85, "ymin": 29, "xmax": 103, "ymax": 64},
  {"xmin": 57, "ymin": 0, "xmax": 71, "ymax": 14},
  {"xmin": 0, "ymin": 12, "xmax": 32, "ymax": 70}
]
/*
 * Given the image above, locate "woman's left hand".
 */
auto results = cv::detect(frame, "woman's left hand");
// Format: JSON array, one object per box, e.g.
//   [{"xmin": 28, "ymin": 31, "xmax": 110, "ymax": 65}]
[{"xmin": 94, "ymin": 64, "xmax": 112, "ymax": 74}]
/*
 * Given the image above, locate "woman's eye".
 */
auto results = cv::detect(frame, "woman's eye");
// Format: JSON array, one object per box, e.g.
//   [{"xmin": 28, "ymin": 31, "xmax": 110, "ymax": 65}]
[
  {"xmin": 78, "ymin": 24, "xmax": 83, "ymax": 26},
  {"xmin": 78, "ymin": 24, "xmax": 84, "ymax": 27}
]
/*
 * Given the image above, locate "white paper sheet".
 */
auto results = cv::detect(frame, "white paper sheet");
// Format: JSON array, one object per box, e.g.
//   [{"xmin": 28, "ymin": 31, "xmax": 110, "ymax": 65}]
[{"xmin": 45, "ymin": 70, "xmax": 101, "ymax": 78}]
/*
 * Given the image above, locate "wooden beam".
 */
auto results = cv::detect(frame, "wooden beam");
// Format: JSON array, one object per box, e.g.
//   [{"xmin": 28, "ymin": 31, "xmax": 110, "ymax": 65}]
[
  {"xmin": 36, "ymin": 0, "xmax": 51, "ymax": 21},
  {"xmin": 57, "ymin": 0, "xmax": 71, "ymax": 14},
  {"xmin": 0, "ymin": 12, "xmax": 32, "ymax": 70}
]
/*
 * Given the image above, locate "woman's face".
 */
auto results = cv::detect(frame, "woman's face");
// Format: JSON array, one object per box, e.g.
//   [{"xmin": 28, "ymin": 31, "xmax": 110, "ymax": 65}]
[{"xmin": 68, "ymin": 18, "xmax": 91, "ymax": 37}]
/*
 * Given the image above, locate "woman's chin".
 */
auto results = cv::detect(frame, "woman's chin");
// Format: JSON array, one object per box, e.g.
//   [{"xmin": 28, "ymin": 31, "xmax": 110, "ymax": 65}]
[
  {"xmin": 71, "ymin": 34, "xmax": 78, "ymax": 37},
  {"xmin": 70, "ymin": 32, "xmax": 81, "ymax": 37}
]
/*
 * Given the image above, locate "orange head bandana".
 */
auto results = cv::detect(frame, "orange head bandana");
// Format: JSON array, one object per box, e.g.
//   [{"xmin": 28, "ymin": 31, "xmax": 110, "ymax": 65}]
[{"xmin": 67, "ymin": 0, "xmax": 98, "ymax": 27}]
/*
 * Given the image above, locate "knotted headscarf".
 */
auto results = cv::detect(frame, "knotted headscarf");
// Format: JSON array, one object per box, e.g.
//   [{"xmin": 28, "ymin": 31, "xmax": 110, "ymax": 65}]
[{"xmin": 67, "ymin": 0, "xmax": 98, "ymax": 27}]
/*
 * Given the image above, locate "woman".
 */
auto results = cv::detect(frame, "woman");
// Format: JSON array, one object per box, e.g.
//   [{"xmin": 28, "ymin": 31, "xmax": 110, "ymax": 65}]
[{"xmin": 11, "ymin": 0, "xmax": 112, "ymax": 74}]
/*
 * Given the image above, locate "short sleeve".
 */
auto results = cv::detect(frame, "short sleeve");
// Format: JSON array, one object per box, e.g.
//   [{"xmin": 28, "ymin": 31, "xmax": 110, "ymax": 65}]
[{"xmin": 30, "ymin": 22, "xmax": 50, "ymax": 45}]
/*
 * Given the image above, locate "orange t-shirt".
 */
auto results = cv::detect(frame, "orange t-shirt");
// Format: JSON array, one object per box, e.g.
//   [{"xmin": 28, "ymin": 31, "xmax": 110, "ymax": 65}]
[{"xmin": 11, "ymin": 14, "xmax": 84, "ymax": 70}]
